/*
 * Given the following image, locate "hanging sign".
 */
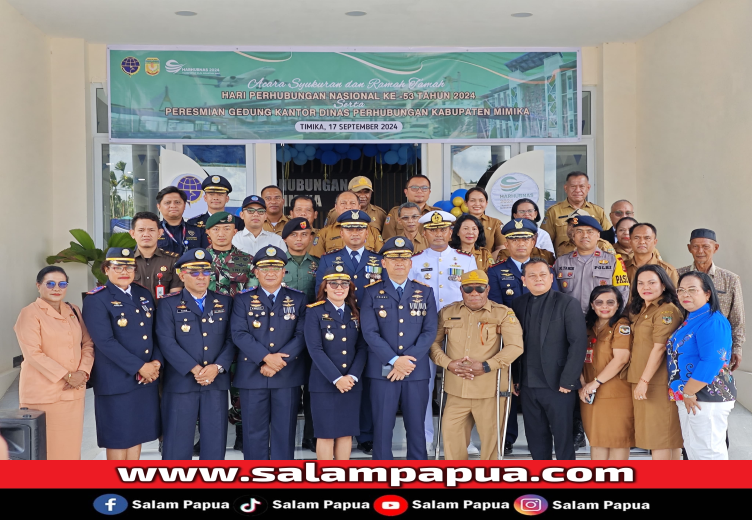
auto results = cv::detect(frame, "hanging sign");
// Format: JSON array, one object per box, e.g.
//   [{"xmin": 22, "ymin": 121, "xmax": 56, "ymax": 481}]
[{"xmin": 109, "ymin": 47, "xmax": 581, "ymax": 142}]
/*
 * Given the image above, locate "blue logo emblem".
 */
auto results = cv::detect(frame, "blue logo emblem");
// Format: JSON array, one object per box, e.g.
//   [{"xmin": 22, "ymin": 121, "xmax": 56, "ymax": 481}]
[
  {"xmin": 177, "ymin": 175, "xmax": 203, "ymax": 203},
  {"xmin": 120, "ymin": 57, "xmax": 140, "ymax": 76},
  {"xmin": 93, "ymin": 494, "xmax": 128, "ymax": 515}
]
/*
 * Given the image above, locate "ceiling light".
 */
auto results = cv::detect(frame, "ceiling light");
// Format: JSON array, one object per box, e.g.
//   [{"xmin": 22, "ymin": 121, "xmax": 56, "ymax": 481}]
[
  {"xmin": 511, "ymin": 12, "xmax": 533, "ymax": 18},
  {"xmin": 345, "ymin": 11, "xmax": 367, "ymax": 16},
  {"xmin": 175, "ymin": 11, "xmax": 197, "ymax": 16}
]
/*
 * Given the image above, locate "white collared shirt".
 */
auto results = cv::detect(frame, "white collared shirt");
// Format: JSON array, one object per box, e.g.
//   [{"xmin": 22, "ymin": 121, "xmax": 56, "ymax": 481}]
[
  {"xmin": 232, "ymin": 228, "xmax": 287, "ymax": 257},
  {"xmin": 408, "ymin": 246, "xmax": 478, "ymax": 310},
  {"xmin": 344, "ymin": 245, "xmax": 365, "ymax": 264}
]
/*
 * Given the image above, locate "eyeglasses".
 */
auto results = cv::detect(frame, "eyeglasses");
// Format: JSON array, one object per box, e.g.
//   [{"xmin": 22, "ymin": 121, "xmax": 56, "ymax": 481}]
[
  {"xmin": 399, "ymin": 215, "xmax": 420, "ymax": 221},
  {"xmin": 44, "ymin": 281, "xmax": 69, "ymax": 289},
  {"xmin": 244, "ymin": 208, "xmax": 266, "ymax": 214},
  {"xmin": 407, "ymin": 185, "xmax": 430, "ymax": 192},
  {"xmin": 462, "ymin": 285, "xmax": 487, "ymax": 294},
  {"xmin": 185, "ymin": 270, "xmax": 212, "ymax": 277},
  {"xmin": 515, "ymin": 210, "xmax": 536, "ymax": 216},
  {"xmin": 677, "ymin": 287, "xmax": 705, "ymax": 296},
  {"xmin": 326, "ymin": 281, "xmax": 349, "ymax": 289},
  {"xmin": 612, "ymin": 210, "xmax": 635, "ymax": 217},
  {"xmin": 109, "ymin": 265, "xmax": 136, "ymax": 273},
  {"xmin": 593, "ymin": 299, "xmax": 617, "ymax": 307}
]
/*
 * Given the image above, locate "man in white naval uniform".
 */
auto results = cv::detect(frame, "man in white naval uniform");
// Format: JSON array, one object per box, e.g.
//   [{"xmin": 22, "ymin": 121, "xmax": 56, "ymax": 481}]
[{"xmin": 408, "ymin": 210, "xmax": 478, "ymax": 455}]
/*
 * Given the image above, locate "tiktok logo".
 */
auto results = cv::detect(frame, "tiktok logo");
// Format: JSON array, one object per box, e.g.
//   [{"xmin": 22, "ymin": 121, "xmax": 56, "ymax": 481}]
[{"xmin": 233, "ymin": 496, "xmax": 268, "ymax": 516}]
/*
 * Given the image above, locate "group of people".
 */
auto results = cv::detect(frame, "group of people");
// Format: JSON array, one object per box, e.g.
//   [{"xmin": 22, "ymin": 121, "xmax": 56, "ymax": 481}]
[{"xmin": 13, "ymin": 170, "xmax": 744, "ymax": 461}]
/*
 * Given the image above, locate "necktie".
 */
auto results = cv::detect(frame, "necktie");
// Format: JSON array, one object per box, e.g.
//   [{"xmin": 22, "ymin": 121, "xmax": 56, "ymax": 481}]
[
  {"xmin": 396, "ymin": 286, "xmax": 404, "ymax": 300},
  {"xmin": 351, "ymin": 250, "xmax": 359, "ymax": 265},
  {"xmin": 196, "ymin": 297, "xmax": 205, "ymax": 312},
  {"xmin": 337, "ymin": 308, "xmax": 344, "ymax": 320},
  {"xmin": 269, "ymin": 292, "xmax": 275, "ymax": 305}
]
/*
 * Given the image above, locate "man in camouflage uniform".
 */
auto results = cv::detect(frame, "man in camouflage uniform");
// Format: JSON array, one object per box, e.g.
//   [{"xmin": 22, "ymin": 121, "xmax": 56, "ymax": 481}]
[{"xmin": 204, "ymin": 211, "xmax": 255, "ymax": 451}]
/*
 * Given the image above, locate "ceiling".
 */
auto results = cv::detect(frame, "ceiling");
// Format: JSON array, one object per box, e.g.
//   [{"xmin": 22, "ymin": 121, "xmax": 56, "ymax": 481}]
[{"xmin": 8, "ymin": 0, "xmax": 704, "ymax": 47}]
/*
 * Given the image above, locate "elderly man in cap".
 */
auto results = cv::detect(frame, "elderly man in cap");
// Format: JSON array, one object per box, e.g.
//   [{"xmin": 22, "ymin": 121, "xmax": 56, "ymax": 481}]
[
  {"xmin": 156, "ymin": 248, "xmax": 235, "ymax": 460},
  {"xmin": 232, "ymin": 195, "xmax": 287, "ymax": 257},
  {"xmin": 231, "ymin": 246, "xmax": 307, "ymax": 460},
  {"xmin": 678, "ymin": 228, "xmax": 745, "ymax": 372},
  {"xmin": 312, "ymin": 191, "xmax": 383, "ymax": 257},
  {"xmin": 430, "ymin": 269, "xmax": 523, "ymax": 460},
  {"xmin": 325, "ymin": 176, "xmax": 388, "ymax": 232},
  {"xmin": 205, "ymin": 212, "xmax": 255, "ymax": 296},
  {"xmin": 188, "ymin": 175, "xmax": 244, "ymax": 231},
  {"xmin": 409, "ymin": 210, "xmax": 478, "ymax": 455},
  {"xmin": 360, "ymin": 236, "xmax": 438, "ymax": 459}
]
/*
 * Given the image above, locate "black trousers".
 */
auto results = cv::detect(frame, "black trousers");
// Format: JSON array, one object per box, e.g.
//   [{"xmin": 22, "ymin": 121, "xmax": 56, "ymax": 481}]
[
  {"xmin": 505, "ymin": 393, "xmax": 519, "ymax": 445},
  {"xmin": 521, "ymin": 385, "xmax": 576, "ymax": 460}
]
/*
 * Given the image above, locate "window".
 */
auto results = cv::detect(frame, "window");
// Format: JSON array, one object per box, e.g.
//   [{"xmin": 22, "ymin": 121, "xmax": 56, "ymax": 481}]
[
  {"xmin": 526, "ymin": 144, "xmax": 589, "ymax": 210},
  {"xmin": 450, "ymin": 145, "xmax": 512, "ymax": 194}
]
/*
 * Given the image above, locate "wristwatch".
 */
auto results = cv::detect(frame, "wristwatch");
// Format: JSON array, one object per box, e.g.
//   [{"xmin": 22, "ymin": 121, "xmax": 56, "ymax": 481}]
[
  {"xmin": 482, "ymin": 361, "xmax": 491, "ymax": 373},
  {"xmin": 216, "ymin": 364, "xmax": 225, "ymax": 373}
]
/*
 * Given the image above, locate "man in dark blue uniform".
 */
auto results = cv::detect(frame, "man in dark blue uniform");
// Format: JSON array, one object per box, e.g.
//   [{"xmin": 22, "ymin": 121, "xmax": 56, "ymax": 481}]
[
  {"xmin": 314, "ymin": 209, "xmax": 382, "ymax": 454},
  {"xmin": 187, "ymin": 175, "xmax": 244, "ymax": 231},
  {"xmin": 156, "ymin": 186, "xmax": 209, "ymax": 255},
  {"xmin": 156, "ymin": 248, "xmax": 235, "ymax": 460},
  {"xmin": 487, "ymin": 218, "xmax": 559, "ymax": 455},
  {"xmin": 360, "ymin": 236, "xmax": 438, "ymax": 460},
  {"xmin": 231, "ymin": 246, "xmax": 308, "ymax": 460}
]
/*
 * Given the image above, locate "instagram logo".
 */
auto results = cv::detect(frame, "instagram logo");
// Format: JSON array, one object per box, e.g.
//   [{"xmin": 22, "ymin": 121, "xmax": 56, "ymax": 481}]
[{"xmin": 514, "ymin": 495, "xmax": 548, "ymax": 515}]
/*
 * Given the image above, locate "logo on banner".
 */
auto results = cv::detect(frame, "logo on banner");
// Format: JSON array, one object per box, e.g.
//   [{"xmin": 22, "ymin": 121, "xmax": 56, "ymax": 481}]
[
  {"xmin": 165, "ymin": 60, "xmax": 184, "ymax": 74},
  {"xmin": 93, "ymin": 494, "xmax": 129, "ymax": 515},
  {"xmin": 490, "ymin": 172, "xmax": 539, "ymax": 216},
  {"xmin": 176, "ymin": 175, "xmax": 203, "ymax": 203},
  {"xmin": 514, "ymin": 495, "xmax": 548, "ymax": 515},
  {"xmin": 374, "ymin": 495, "xmax": 408, "ymax": 516},
  {"xmin": 120, "ymin": 56, "xmax": 140, "ymax": 76},
  {"xmin": 233, "ymin": 496, "xmax": 267, "ymax": 516},
  {"xmin": 145, "ymin": 57, "xmax": 160, "ymax": 76}
]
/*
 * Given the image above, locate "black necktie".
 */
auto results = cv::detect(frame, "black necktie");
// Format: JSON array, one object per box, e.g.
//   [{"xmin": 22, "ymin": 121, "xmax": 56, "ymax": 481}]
[
  {"xmin": 351, "ymin": 250, "xmax": 359, "ymax": 265},
  {"xmin": 396, "ymin": 286, "xmax": 404, "ymax": 300},
  {"xmin": 269, "ymin": 293, "xmax": 275, "ymax": 305}
]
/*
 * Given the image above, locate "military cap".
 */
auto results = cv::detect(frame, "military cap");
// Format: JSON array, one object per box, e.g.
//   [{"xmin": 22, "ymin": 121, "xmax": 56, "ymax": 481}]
[
  {"xmin": 558, "ymin": 208, "xmax": 591, "ymax": 220},
  {"xmin": 321, "ymin": 266, "xmax": 352, "ymax": 281},
  {"xmin": 337, "ymin": 209, "xmax": 372, "ymax": 228},
  {"xmin": 379, "ymin": 236, "xmax": 414, "ymax": 257},
  {"xmin": 175, "ymin": 248, "xmax": 213, "ymax": 269},
  {"xmin": 502, "ymin": 218, "xmax": 538, "ymax": 238},
  {"xmin": 348, "ymin": 176, "xmax": 373, "ymax": 192},
  {"xmin": 105, "ymin": 247, "xmax": 136, "ymax": 265},
  {"xmin": 241, "ymin": 195, "xmax": 266, "ymax": 209},
  {"xmin": 282, "ymin": 217, "xmax": 312, "ymax": 239},
  {"xmin": 419, "ymin": 210, "xmax": 455, "ymax": 229},
  {"xmin": 569, "ymin": 215, "xmax": 603, "ymax": 232},
  {"xmin": 460, "ymin": 269, "xmax": 489, "ymax": 285},
  {"xmin": 253, "ymin": 246, "xmax": 288, "ymax": 268},
  {"xmin": 205, "ymin": 211, "xmax": 237, "ymax": 230},
  {"xmin": 690, "ymin": 228, "xmax": 717, "ymax": 241},
  {"xmin": 202, "ymin": 174, "xmax": 232, "ymax": 193}
]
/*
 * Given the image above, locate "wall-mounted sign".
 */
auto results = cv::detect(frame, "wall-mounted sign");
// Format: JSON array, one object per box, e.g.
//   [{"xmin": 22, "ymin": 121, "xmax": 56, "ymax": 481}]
[
  {"xmin": 490, "ymin": 172, "xmax": 540, "ymax": 216},
  {"xmin": 108, "ymin": 47, "xmax": 581, "ymax": 143}
]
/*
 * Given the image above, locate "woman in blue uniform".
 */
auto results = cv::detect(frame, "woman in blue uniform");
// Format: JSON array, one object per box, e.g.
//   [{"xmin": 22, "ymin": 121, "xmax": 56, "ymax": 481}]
[
  {"xmin": 304, "ymin": 267, "xmax": 367, "ymax": 460},
  {"xmin": 82, "ymin": 247, "xmax": 162, "ymax": 460}
]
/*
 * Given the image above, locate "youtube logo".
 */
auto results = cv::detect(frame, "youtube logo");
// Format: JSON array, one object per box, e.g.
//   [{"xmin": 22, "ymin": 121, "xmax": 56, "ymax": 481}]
[{"xmin": 374, "ymin": 495, "xmax": 409, "ymax": 516}]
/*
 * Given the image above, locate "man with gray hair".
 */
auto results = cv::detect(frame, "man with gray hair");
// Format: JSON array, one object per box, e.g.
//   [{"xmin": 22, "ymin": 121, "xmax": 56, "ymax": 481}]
[
  {"xmin": 601, "ymin": 200, "xmax": 635, "ymax": 244},
  {"xmin": 398, "ymin": 202, "xmax": 428, "ymax": 254}
]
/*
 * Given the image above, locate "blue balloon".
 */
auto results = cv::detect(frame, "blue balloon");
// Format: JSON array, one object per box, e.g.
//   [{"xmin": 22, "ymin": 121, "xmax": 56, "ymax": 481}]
[
  {"xmin": 319, "ymin": 143, "xmax": 335, "ymax": 151},
  {"xmin": 321, "ymin": 150, "xmax": 339, "ymax": 165},
  {"xmin": 377, "ymin": 143, "xmax": 391, "ymax": 152},
  {"xmin": 305, "ymin": 145, "xmax": 316, "ymax": 157},
  {"xmin": 289, "ymin": 147, "xmax": 298, "ymax": 158},
  {"xmin": 398, "ymin": 157, "xmax": 407, "ymax": 165},
  {"xmin": 315, "ymin": 149, "xmax": 323, "ymax": 160},
  {"xmin": 293, "ymin": 154, "xmax": 308, "ymax": 165},
  {"xmin": 398, "ymin": 146, "xmax": 409, "ymax": 160},
  {"xmin": 375, "ymin": 153, "xmax": 384, "ymax": 164},
  {"xmin": 362, "ymin": 144, "xmax": 377, "ymax": 157},
  {"xmin": 294, "ymin": 143, "xmax": 307, "ymax": 151},
  {"xmin": 437, "ymin": 200, "xmax": 454, "ymax": 212},
  {"xmin": 384, "ymin": 151, "xmax": 399, "ymax": 164},
  {"xmin": 283, "ymin": 149, "xmax": 292, "ymax": 162},
  {"xmin": 451, "ymin": 189, "xmax": 468, "ymax": 201},
  {"xmin": 276, "ymin": 147, "xmax": 286, "ymax": 163},
  {"xmin": 334, "ymin": 143, "xmax": 350, "ymax": 153},
  {"xmin": 347, "ymin": 147, "xmax": 362, "ymax": 160},
  {"xmin": 391, "ymin": 143, "xmax": 401, "ymax": 151},
  {"xmin": 416, "ymin": 147, "xmax": 422, "ymax": 159}
]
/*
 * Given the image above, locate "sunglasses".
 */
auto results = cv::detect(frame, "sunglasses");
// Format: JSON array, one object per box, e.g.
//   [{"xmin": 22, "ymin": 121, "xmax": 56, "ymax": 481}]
[
  {"xmin": 462, "ymin": 285, "xmax": 487, "ymax": 294},
  {"xmin": 326, "ymin": 281, "xmax": 349, "ymax": 289},
  {"xmin": 244, "ymin": 208, "xmax": 266, "ymax": 214},
  {"xmin": 44, "ymin": 281, "xmax": 69, "ymax": 289},
  {"xmin": 184, "ymin": 270, "xmax": 212, "ymax": 277}
]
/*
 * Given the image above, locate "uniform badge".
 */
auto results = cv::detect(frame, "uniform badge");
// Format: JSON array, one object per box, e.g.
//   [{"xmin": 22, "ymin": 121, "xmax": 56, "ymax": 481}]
[
  {"xmin": 121, "ymin": 248, "xmax": 130, "ymax": 256},
  {"xmin": 557, "ymin": 272, "xmax": 563, "ymax": 278},
  {"xmin": 111, "ymin": 301, "xmax": 123, "ymax": 307},
  {"xmin": 562, "ymin": 281, "xmax": 568, "ymax": 288},
  {"xmin": 662, "ymin": 316, "xmax": 673, "ymax": 325},
  {"xmin": 514, "ymin": 219, "xmax": 523, "ymax": 229},
  {"xmin": 181, "ymin": 323, "xmax": 191, "ymax": 333},
  {"xmin": 335, "ymin": 265, "xmax": 344, "ymax": 272},
  {"xmin": 325, "ymin": 327, "xmax": 334, "ymax": 341},
  {"xmin": 599, "ymin": 280, "xmax": 607, "ymax": 285},
  {"xmin": 424, "ymin": 273, "xmax": 431, "ymax": 279},
  {"xmin": 160, "ymin": 266, "xmax": 167, "ymax": 272},
  {"xmin": 228, "ymin": 215, "xmax": 233, "ymax": 222},
  {"xmin": 117, "ymin": 313, "xmax": 128, "ymax": 327},
  {"xmin": 266, "ymin": 247, "xmax": 276, "ymax": 256},
  {"xmin": 385, "ymin": 216, "xmax": 390, "ymax": 224},
  {"xmin": 619, "ymin": 325, "xmax": 631, "ymax": 335},
  {"xmin": 195, "ymin": 250, "xmax": 205, "ymax": 259},
  {"xmin": 395, "ymin": 238, "xmax": 405, "ymax": 247},
  {"xmin": 378, "ymin": 309, "xmax": 387, "ymax": 318},
  {"xmin": 506, "ymin": 289, "xmax": 514, "ymax": 296},
  {"xmin": 212, "ymin": 175, "xmax": 220, "ymax": 183},
  {"xmin": 599, "ymin": 260, "xmax": 609, "ymax": 264},
  {"xmin": 423, "ymin": 263, "xmax": 429, "ymax": 268},
  {"xmin": 300, "ymin": 221, "xmax": 306, "ymax": 229},
  {"xmin": 313, "ymin": 237, "xmax": 319, "ymax": 246}
]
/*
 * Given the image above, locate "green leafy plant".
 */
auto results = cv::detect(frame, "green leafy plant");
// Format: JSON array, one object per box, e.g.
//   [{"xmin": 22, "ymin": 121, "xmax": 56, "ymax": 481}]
[{"xmin": 47, "ymin": 229, "xmax": 136, "ymax": 285}]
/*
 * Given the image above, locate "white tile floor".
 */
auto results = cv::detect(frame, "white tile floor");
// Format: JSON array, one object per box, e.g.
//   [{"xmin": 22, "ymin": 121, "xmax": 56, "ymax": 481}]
[{"xmin": 3, "ymin": 375, "xmax": 752, "ymax": 460}]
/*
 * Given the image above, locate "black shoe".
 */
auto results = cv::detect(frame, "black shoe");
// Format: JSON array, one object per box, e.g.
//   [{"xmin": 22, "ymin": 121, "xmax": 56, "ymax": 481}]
[
  {"xmin": 357, "ymin": 441, "xmax": 373, "ymax": 454},
  {"xmin": 233, "ymin": 425, "xmax": 243, "ymax": 451},
  {"xmin": 504, "ymin": 443, "xmax": 513, "ymax": 455},
  {"xmin": 193, "ymin": 440, "xmax": 201, "ymax": 455},
  {"xmin": 573, "ymin": 432, "xmax": 587, "ymax": 449},
  {"xmin": 302, "ymin": 438, "xmax": 317, "ymax": 451}
]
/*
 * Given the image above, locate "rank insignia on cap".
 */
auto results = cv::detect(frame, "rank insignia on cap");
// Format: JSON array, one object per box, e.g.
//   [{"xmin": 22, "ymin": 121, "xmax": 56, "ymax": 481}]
[
  {"xmin": 266, "ymin": 247, "xmax": 276, "ymax": 256},
  {"xmin": 467, "ymin": 271, "xmax": 481, "ymax": 281},
  {"xmin": 358, "ymin": 177, "xmax": 368, "ymax": 185},
  {"xmin": 121, "ymin": 248, "xmax": 130, "ymax": 256},
  {"xmin": 212, "ymin": 176, "xmax": 220, "ymax": 183},
  {"xmin": 514, "ymin": 219, "xmax": 523, "ymax": 229},
  {"xmin": 300, "ymin": 221, "xmax": 307, "ymax": 229},
  {"xmin": 335, "ymin": 265, "xmax": 343, "ymax": 272},
  {"xmin": 351, "ymin": 210, "xmax": 359, "ymax": 219},
  {"xmin": 195, "ymin": 250, "xmax": 205, "ymax": 259},
  {"xmin": 431, "ymin": 212, "xmax": 442, "ymax": 224},
  {"xmin": 228, "ymin": 215, "xmax": 233, "ymax": 222},
  {"xmin": 572, "ymin": 218, "xmax": 578, "ymax": 225},
  {"xmin": 619, "ymin": 325, "xmax": 631, "ymax": 335},
  {"xmin": 662, "ymin": 316, "xmax": 673, "ymax": 325},
  {"xmin": 395, "ymin": 238, "xmax": 405, "ymax": 247}
]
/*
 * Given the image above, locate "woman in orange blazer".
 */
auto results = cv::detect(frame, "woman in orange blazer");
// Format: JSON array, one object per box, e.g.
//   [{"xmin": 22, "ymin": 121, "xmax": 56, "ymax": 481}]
[{"xmin": 13, "ymin": 266, "xmax": 94, "ymax": 459}]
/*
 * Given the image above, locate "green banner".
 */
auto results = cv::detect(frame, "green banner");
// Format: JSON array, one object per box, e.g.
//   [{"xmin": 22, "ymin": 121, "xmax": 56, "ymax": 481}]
[{"xmin": 109, "ymin": 48, "xmax": 581, "ymax": 142}]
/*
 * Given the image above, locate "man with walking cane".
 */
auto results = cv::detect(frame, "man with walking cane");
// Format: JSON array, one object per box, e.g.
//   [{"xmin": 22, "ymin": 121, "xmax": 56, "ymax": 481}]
[{"xmin": 430, "ymin": 269, "xmax": 524, "ymax": 460}]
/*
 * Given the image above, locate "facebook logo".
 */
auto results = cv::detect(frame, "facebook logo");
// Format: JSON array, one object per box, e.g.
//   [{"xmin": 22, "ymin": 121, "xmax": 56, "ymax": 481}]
[{"xmin": 93, "ymin": 494, "xmax": 128, "ymax": 515}]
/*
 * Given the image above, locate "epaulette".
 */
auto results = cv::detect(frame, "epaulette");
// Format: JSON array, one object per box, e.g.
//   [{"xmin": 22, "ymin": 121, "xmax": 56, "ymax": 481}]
[
  {"xmin": 158, "ymin": 248, "xmax": 179, "ymax": 257},
  {"xmin": 306, "ymin": 300, "xmax": 326, "ymax": 308},
  {"xmin": 285, "ymin": 286, "xmax": 303, "ymax": 293},
  {"xmin": 457, "ymin": 250, "xmax": 473, "ymax": 257},
  {"xmin": 238, "ymin": 287, "xmax": 257, "ymax": 294},
  {"xmin": 364, "ymin": 280, "xmax": 382, "ymax": 288},
  {"xmin": 161, "ymin": 291, "xmax": 181, "ymax": 298},
  {"xmin": 323, "ymin": 248, "xmax": 343, "ymax": 256},
  {"xmin": 412, "ymin": 279, "xmax": 430, "ymax": 287},
  {"xmin": 364, "ymin": 247, "xmax": 380, "ymax": 255},
  {"xmin": 87, "ymin": 286, "xmax": 106, "ymax": 295},
  {"xmin": 412, "ymin": 250, "xmax": 426, "ymax": 257}
]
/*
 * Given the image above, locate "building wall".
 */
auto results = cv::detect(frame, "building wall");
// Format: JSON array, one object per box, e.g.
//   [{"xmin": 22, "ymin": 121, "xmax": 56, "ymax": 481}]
[
  {"xmin": 0, "ymin": 0, "xmax": 53, "ymax": 396},
  {"xmin": 636, "ymin": 0, "xmax": 752, "ymax": 406}
]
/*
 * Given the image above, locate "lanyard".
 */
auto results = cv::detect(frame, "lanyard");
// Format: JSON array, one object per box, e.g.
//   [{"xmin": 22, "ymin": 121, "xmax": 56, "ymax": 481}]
[{"xmin": 162, "ymin": 221, "xmax": 187, "ymax": 252}]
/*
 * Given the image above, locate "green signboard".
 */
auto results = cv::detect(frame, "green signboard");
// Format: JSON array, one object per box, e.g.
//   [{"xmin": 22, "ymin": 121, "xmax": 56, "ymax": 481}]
[{"xmin": 109, "ymin": 47, "xmax": 581, "ymax": 142}]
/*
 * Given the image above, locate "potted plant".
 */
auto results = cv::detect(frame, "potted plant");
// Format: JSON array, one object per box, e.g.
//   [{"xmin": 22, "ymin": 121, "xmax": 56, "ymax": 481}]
[{"xmin": 47, "ymin": 229, "xmax": 137, "ymax": 291}]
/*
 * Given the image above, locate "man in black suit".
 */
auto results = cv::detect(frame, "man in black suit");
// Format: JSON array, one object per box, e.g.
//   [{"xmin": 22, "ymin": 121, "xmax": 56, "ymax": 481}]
[{"xmin": 511, "ymin": 258, "xmax": 587, "ymax": 460}]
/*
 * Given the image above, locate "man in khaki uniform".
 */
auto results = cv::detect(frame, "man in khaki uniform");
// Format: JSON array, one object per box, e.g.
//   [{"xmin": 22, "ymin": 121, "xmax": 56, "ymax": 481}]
[
  {"xmin": 382, "ymin": 175, "xmax": 439, "ymax": 240},
  {"xmin": 553, "ymin": 209, "xmax": 615, "ymax": 258},
  {"xmin": 260, "ymin": 185, "xmax": 290, "ymax": 236},
  {"xmin": 395, "ymin": 202, "xmax": 429, "ymax": 254},
  {"xmin": 623, "ymin": 222, "xmax": 679, "ymax": 288},
  {"xmin": 324, "ymin": 176, "xmax": 387, "ymax": 232},
  {"xmin": 311, "ymin": 191, "xmax": 383, "ymax": 257},
  {"xmin": 430, "ymin": 269, "xmax": 524, "ymax": 460},
  {"xmin": 540, "ymin": 172, "xmax": 611, "ymax": 257}
]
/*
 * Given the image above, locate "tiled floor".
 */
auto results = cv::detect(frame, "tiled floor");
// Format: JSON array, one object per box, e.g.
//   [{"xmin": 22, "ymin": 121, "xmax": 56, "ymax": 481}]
[{"xmin": 3, "ymin": 375, "xmax": 751, "ymax": 460}]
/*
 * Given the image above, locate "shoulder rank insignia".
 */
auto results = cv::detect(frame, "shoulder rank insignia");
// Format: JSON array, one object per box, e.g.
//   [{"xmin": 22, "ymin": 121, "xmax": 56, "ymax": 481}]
[
  {"xmin": 87, "ymin": 286, "xmax": 106, "ymax": 295},
  {"xmin": 364, "ymin": 280, "xmax": 383, "ymax": 288},
  {"xmin": 661, "ymin": 315, "xmax": 673, "ymax": 325},
  {"xmin": 412, "ymin": 279, "xmax": 431, "ymax": 287},
  {"xmin": 456, "ymin": 249, "xmax": 473, "ymax": 257},
  {"xmin": 285, "ymin": 286, "xmax": 303, "ymax": 293},
  {"xmin": 324, "ymin": 248, "xmax": 343, "ymax": 256},
  {"xmin": 161, "ymin": 291, "xmax": 181, "ymax": 298},
  {"xmin": 306, "ymin": 300, "xmax": 326, "ymax": 308},
  {"xmin": 238, "ymin": 287, "xmax": 257, "ymax": 294},
  {"xmin": 412, "ymin": 250, "xmax": 426, "ymax": 257},
  {"xmin": 618, "ymin": 325, "xmax": 631, "ymax": 335}
]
